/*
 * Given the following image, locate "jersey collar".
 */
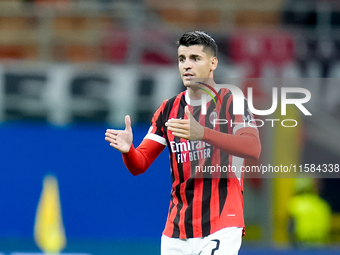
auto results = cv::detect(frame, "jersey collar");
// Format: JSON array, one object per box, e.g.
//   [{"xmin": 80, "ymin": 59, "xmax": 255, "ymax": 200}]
[{"xmin": 184, "ymin": 88, "xmax": 220, "ymax": 106}]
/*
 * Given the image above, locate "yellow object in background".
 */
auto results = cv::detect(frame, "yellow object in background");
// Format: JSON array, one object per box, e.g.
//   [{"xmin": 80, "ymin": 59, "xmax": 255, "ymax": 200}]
[
  {"xmin": 288, "ymin": 177, "xmax": 331, "ymax": 246},
  {"xmin": 273, "ymin": 105, "xmax": 301, "ymax": 246},
  {"xmin": 288, "ymin": 191, "xmax": 331, "ymax": 245},
  {"xmin": 34, "ymin": 175, "xmax": 66, "ymax": 253}
]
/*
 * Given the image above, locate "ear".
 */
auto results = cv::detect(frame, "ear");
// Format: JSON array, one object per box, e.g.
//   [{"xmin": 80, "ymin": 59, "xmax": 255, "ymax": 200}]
[{"xmin": 210, "ymin": 57, "xmax": 218, "ymax": 72}]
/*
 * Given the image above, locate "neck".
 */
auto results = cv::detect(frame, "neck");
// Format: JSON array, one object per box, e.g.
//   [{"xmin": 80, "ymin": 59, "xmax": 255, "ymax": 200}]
[{"xmin": 187, "ymin": 80, "xmax": 216, "ymax": 100}]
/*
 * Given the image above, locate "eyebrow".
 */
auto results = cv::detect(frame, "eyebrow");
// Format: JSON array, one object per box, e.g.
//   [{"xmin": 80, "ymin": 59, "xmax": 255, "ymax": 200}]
[{"xmin": 178, "ymin": 54, "xmax": 202, "ymax": 59}]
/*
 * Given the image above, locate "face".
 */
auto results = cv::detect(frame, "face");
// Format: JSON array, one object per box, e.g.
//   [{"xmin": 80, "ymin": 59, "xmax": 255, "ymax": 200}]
[{"xmin": 178, "ymin": 45, "xmax": 218, "ymax": 87}]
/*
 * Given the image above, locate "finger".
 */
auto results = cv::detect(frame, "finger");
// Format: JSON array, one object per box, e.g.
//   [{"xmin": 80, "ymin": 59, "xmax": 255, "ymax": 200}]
[
  {"xmin": 105, "ymin": 132, "xmax": 118, "ymax": 140},
  {"xmin": 166, "ymin": 120, "xmax": 189, "ymax": 127},
  {"xmin": 105, "ymin": 132, "xmax": 117, "ymax": 138},
  {"xmin": 185, "ymin": 105, "xmax": 191, "ymax": 119},
  {"xmin": 167, "ymin": 126, "xmax": 189, "ymax": 133},
  {"xmin": 106, "ymin": 129, "xmax": 119, "ymax": 135},
  {"xmin": 110, "ymin": 142, "xmax": 119, "ymax": 149},
  {"xmin": 166, "ymin": 122, "xmax": 186, "ymax": 129},
  {"xmin": 176, "ymin": 119, "xmax": 189, "ymax": 124},
  {"xmin": 168, "ymin": 126, "xmax": 189, "ymax": 134},
  {"xmin": 167, "ymin": 118, "xmax": 188, "ymax": 123},
  {"xmin": 172, "ymin": 132, "xmax": 189, "ymax": 140},
  {"xmin": 105, "ymin": 137, "xmax": 116, "ymax": 144},
  {"xmin": 125, "ymin": 115, "xmax": 132, "ymax": 132}
]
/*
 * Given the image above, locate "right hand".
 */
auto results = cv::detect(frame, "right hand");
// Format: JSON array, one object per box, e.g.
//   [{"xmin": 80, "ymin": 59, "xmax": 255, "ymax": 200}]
[{"xmin": 105, "ymin": 115, "xmax": 133, "ymax": 153}]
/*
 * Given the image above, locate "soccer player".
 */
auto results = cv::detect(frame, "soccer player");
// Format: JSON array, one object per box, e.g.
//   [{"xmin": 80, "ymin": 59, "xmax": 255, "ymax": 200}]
[{"xmin": 105, "ymin": 31, "xmax": 261, "ymax": 255}]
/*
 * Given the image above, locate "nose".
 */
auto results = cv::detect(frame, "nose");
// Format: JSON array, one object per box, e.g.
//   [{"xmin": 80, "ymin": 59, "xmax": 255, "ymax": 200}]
[{"xmin": 182, "ymin": 59, "xmax": 192, "ymax": 70}]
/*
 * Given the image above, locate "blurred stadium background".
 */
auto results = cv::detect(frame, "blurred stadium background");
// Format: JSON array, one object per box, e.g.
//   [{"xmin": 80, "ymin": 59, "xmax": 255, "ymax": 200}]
[{"xmin": 0, "ymin": 0, "xmax": 340, "ymax": 254}]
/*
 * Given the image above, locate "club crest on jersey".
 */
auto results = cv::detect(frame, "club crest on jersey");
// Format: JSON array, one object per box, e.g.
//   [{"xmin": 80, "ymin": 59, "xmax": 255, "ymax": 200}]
[
  {"xmin": 243, "ymin": 108, "xmax": 255, "ymax": 124},
  {"xmin": 209, "ymin": 110, "xmax": 218, "ymax": 125}
]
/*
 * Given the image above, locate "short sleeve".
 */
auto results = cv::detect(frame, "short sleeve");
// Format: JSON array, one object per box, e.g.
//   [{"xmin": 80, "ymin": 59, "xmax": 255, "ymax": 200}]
[{"xmin": 144, "ymin": 100, "xmax": 168, "ymax": 146}]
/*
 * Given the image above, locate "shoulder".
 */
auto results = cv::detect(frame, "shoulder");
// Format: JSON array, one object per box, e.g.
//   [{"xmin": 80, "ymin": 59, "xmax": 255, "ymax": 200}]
[
  {"xmin": 217, "ymin": 88, "xmax": 233, "ymax": 106},
  {"xmin": 219, "ymin": 88, "xmax": 232, "ymax": 97},
  {"xmin": 153, "ymin": 92, "xmax": 185, "ymax": 118},
  {"xmin": 162, "ymin": 91, "xmax": 186, "ymax": 110}
]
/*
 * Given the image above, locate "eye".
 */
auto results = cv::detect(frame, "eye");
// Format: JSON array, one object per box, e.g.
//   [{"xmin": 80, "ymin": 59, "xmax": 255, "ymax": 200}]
[
  {"xmin": 179, "ymin": 57, "xmax": 185, "ymax": 63},
  {"xmin": 194, "ymin": 57, "xmax": 199, "ymax": 61}
]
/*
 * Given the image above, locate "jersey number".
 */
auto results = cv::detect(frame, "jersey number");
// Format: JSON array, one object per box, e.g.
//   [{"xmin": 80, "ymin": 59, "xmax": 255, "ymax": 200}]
[{"xmin": 211, "ymin": 239, "xmax": 220, "ymax": 255}]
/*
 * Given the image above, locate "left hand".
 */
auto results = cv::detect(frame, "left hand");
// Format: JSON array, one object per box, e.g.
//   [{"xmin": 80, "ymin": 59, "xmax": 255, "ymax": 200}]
[{"xmin": 165, "ymin": 106, "xmax": 205, "ymax": 141}]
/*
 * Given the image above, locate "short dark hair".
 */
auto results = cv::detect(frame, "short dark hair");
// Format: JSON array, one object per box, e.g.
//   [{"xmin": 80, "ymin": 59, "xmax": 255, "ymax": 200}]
[{"xmin": 177, "ymin": 31, "xmax": 218, "ymax": 57}]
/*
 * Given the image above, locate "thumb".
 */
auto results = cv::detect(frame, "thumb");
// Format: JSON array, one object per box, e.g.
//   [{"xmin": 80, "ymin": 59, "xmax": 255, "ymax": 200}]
[
  {"xmin": 125, "ymin": 115, "xmax": 132, "ymax": 132},
  {"xmin": 185, "ymin": 106, "xmax": 191, "ymax": 119}
]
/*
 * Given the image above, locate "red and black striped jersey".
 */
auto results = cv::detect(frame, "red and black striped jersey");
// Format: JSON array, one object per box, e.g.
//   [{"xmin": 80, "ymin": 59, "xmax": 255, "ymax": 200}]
[{"xmin": 145, "ymin": 88, "xmax": 259, "ymax": 239}]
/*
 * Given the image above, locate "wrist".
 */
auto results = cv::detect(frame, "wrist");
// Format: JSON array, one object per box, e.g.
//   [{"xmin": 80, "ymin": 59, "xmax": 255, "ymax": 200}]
[
  {"xmin": 202, "ymin": 127, "xmax": 208, "ymax": 141},
  {"xmin": 123, "ymin": 144, "xmax": 134, "ymax": 154}
]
